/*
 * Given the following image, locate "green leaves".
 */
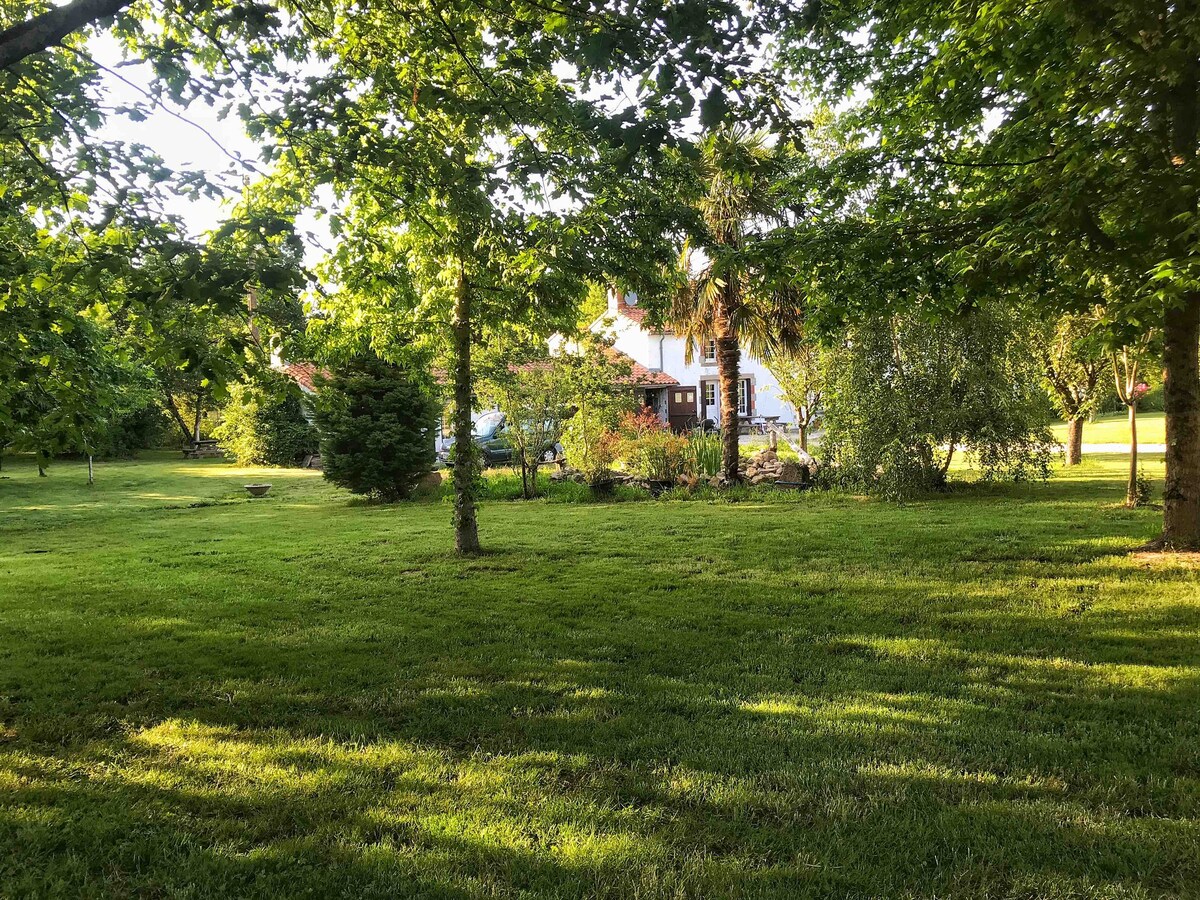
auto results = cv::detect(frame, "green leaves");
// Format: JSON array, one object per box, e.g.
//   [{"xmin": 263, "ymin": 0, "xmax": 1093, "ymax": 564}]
[{"xmin": 699, "ymin": 85, "xmax": 729, "ymax": 128}]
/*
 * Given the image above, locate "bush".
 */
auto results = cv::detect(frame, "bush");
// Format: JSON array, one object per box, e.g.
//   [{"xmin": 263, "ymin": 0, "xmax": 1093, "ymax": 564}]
[
  {"xmin": 615, "ymin": 408, "xmax": 687, "ymax": 481},
  {"xmin": 1133, "ymin": 467, "xmax": 1153, "ymax": 507},
  {"xmin": 100, "ymin": 401, "xmax": 172, "ymax": 458},
  {"xmin": 214, "ymin": 373, "xmax": 319, "ymax": 467},
  {"xmin": 821, "ymin": 303, "xmax": 1055, "ymax": 497},
  {"xmin": 312, "ymin": 356, "xmax": 438, "ymax": 501},
  {"xmin": 560, "ymin": 413, "xmax": 620, "ymax": 484}
]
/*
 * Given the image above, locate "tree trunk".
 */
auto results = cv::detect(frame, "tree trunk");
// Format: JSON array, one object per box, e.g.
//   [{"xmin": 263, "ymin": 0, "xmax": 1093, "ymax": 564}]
[
  {"xmin": 1065, "ymin": 416, "xmax": 1084, "ymax": 466},
  {"xmin": 163, "ymin": 391, "xmax": 193, "ymax": 445},
  {"xmin": 192, "ymin": 392, "xmax": 204, "ymax": 444},
  {"xmin": 1162, "ymin": 294, "xmax": 1200, "ymax": 547},
  {"xmin": 1126, "ymin": 403, "xmax": 1139, "ymax": 507},
  {"xmin": 452, "ymin": 268, "xmax": 481, "ymax": 554},
  {"xmin": 716, "ymin": 331, "xmax": 741, "ymax": 483},
  {"xmin": 938, "ymin": 441, "xmax": 956, "ymax": 484},
  {"xmin": 88, "ymin": 454, "xmax": 94, "ymax": 486},
  {"xmin": 798, "ymin": 423, "xmax": 808, "ymax": 453}
]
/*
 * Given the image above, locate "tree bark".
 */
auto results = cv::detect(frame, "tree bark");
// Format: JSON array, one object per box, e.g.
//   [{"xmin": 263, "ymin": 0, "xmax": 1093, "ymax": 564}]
[
  {"xmin": 1126, "ymin": 403, "xmax": 1139, "ymax": 507},
  {"xmin": 163, "ymin": 391, "xmax": 193, "ymax": 445},
  {"xmin": 1162, "ymin": 294, "xmax": 1200, "ymax": 546},
  {"xmin": 452, "ymin": 267, "xmax": 481, "ymax": 553},
  {"xmin": 938, "ymin": 440, "xmax": 956, "ymax": 484},
  {"xmin": 1065, "ymin": 416, "xmax": 1084, "ymax": 466},
  {"xmin": 192, "ymin": 392, "xmax": 204, "ymax": 445},
  {"xmin": 715, "ymin": 331, "xmax": 741, "ymax": 483},
  {"xmin": 799, "ymin": 422, "xmax": 808, "ymax": 453},
  {"xmin": 0, "ymin": 0, "xmax": 133, "ymax": 70}
]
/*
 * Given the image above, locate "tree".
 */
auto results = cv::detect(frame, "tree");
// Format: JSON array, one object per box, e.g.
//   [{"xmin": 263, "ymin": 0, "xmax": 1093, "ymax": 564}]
[
  {"xmin": 0, "ymin": 0, "xmax": 134, "ymax": 70},
  {"xmin": 821, "ymin": 302, "xmax": 1055, "ymax": 498},
  {"xmin": 1041, "ymin": 312, "xmax": 1105, "ymax": 466},
  {"xmin": 1111, "ymin": 336, "xmax": 1155, "ymax": 508},
  {"xmin": 767, "ymin": 341, "xmax": 824, "ymax": 452},
  {"xmin": 669, "ymin": 126, "xmax": 806, "ymax": 482},
  {"xmin": 311, "ymin": 355, "xmax": 438, "ymax": 502},
  {"xmin": 479, "ymin": 357, "xmax": 571, "ymax": 500},
  {"xmin": 558, "ymin": 337, "xmax": 635, "ymax": 488},
  {"xmin": 286, "ymin": 0, "xmax": 772, "ymax": 551},
  {"xmin": 779, "ymin": 1, "xmax": 1200, "ymax": 547},
  {"xmin": 213, "ymin": 371, "xmax": 317, "ymax": 467}
]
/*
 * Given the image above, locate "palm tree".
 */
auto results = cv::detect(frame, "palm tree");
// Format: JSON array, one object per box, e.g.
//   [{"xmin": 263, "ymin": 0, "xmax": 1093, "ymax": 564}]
[{"xmin": 670, "ymin": 127, "xmax": 805, "ymax": 482}]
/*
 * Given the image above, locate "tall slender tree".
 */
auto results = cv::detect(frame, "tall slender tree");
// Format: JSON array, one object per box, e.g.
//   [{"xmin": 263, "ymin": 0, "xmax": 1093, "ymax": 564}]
[
  {"xmin": 768, "ymin": 340, "xmax": 824, "ymax": 453},
  {"xmin": 670, "ymin": 127, "xmax": 805, "ymax": 481},
  {"xmin": 285, "ymin": 2, "xmax": 771, "ymax": 551},
  {"xmin": 1111, "ymin": 335, "xmax": 1155, "ymax": 508}
]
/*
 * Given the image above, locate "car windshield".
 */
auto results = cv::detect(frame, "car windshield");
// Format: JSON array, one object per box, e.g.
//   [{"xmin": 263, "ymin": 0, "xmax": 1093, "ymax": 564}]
[{"xmin": 473, "ymin": 412, "xmax": 504, "ymax": 439}]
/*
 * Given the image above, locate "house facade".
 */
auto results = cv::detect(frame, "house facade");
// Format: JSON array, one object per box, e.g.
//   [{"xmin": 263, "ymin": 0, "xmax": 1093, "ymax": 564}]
[{"xmin": 590, "ymin": 290, "xmax": 795, "ymax": 430}]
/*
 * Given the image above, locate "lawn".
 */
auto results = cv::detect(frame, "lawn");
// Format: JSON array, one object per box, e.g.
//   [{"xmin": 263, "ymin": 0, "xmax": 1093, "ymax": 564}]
[
  {"xmin": 1050, "ymin": 410, "xmax": 1166, "ymax": 446},
  {"xmin": 1, "ymin": 452, "xmax": 1197, "ymax": 899}
]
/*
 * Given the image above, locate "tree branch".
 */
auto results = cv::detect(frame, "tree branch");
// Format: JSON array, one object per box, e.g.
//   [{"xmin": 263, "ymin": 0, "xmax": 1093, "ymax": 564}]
[{"xmin": 0, "ymin": 0, "xmax": 132, "ymax": 70}]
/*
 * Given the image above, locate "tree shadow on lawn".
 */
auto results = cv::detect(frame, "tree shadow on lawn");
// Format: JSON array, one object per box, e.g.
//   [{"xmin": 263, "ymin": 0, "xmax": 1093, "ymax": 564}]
[
  {"xmin": 1, "ymin": 485, "xmax": 1197, "ymax": 897},
  {"xmin": 4, "ymin": 554, "xmax": 1198, "ymax": 897}
]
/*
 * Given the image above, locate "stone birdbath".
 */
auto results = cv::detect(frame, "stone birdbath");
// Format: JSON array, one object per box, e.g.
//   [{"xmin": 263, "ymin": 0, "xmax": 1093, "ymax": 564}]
[{"xmin": 244, "ymin": 483, "xmax": 273, "ymax": 498}]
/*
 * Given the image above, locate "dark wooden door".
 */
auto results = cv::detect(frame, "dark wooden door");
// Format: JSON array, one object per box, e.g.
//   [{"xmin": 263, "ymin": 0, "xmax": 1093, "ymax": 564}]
[{"xmin": 668, "ymin": 386, "xmax": 698, "ymax": 433}]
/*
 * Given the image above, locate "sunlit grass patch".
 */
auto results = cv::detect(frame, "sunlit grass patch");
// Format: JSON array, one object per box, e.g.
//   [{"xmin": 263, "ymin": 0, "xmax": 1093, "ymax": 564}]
[{"xmin": 0, "ymin": 452, "xmax": 1196, "ymax": 897}]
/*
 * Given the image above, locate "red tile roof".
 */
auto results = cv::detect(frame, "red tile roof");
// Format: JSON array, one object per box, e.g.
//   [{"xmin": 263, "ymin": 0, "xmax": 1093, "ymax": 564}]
[
  {"xmin": 608, "ymin": 348, "xmax": 679, "ymax": 387},
  {"xmin": 611, "ymin": 293, "xmax": 674, "ymax": 333},
  {"xmin": 279, "ymin": 361, "xmax": 327, "ymax": 393},
  {"xmin": 510, "ymin": 349, "xmax": 678, "ymax": 387}
]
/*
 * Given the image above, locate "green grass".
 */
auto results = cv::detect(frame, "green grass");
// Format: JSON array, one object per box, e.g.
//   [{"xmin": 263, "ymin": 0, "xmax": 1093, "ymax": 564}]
[
  {"xmin": 1, "ymin": 451, "xmax": 1197, "ymax": 899},
  {"xmin": 1051, "ymin": 410, "xmax": 1165, "ymax": 446}
]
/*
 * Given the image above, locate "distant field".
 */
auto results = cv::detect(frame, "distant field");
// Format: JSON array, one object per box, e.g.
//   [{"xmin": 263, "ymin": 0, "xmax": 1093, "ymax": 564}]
[{"xmin": 1050, "ymin": 410, "xmax": 1165, "ymax": 446}]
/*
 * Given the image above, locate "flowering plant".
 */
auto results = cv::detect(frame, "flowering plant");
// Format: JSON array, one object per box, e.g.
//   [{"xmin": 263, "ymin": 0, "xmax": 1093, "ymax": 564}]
[{"xmin": 616, "ymin": 408, "xmax": 686, "ymax": 481}]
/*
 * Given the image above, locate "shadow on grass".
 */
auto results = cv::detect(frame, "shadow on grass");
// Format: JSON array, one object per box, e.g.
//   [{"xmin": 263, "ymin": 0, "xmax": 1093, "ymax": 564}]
[{"xmin": 1, "ymin": 463, "xmax": 1196, "ymax": 898}]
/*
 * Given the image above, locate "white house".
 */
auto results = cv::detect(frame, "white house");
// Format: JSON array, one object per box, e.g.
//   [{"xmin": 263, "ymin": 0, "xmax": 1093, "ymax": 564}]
[{"xmin": 590, "ymin": 289, "xmax": 795, "ymax": 431}]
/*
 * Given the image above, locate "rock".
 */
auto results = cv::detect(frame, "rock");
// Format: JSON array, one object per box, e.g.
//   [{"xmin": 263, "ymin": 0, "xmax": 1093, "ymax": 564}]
[{"xmin": 778, "ymin": 461, "xmax": 804, "ymax": 483}]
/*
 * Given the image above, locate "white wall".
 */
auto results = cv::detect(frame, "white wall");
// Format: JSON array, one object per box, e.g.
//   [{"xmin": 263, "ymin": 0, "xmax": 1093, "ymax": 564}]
[
  {"xmin": 659, "ymin": 337, "xmax": 794, "ymax": 424},
  {"xmin": 591, "ymin": 313, "xmax": 795, "ymax": 425}
]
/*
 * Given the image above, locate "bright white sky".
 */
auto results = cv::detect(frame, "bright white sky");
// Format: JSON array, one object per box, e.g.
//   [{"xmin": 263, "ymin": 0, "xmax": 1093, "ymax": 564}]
[
  {"xmin": 91, "ymin": 33, "xmax": 276, "ymax": 237},
  {"xmin": 86, "ymin": 22, "xmax": 810, "ymax": 254}
]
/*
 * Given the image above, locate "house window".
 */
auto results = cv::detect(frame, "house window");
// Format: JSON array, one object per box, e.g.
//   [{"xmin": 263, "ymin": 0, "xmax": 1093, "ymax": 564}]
[
  {"xmin": 703, "ymin": 382, "xmax": 717, "ymax": 409},
  {"xmin": 702, "ymin": 339, "xmax": 717, "ymax": 363},
  {"xmin": 738, "ymin": 379, "xmax": 752, "ymax": 416}
]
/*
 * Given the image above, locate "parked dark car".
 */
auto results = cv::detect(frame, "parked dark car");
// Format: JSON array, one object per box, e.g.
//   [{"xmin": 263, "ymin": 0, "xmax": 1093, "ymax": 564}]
[{"xmin": 439, "ymin": 412, "xmax": 560, "ymax": 467}]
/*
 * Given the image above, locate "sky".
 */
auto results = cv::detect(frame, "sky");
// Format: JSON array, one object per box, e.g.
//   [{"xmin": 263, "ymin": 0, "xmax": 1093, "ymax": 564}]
[{"xmin": 91, "ymin": 33, "xmax": 273, "ymax": 238}]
